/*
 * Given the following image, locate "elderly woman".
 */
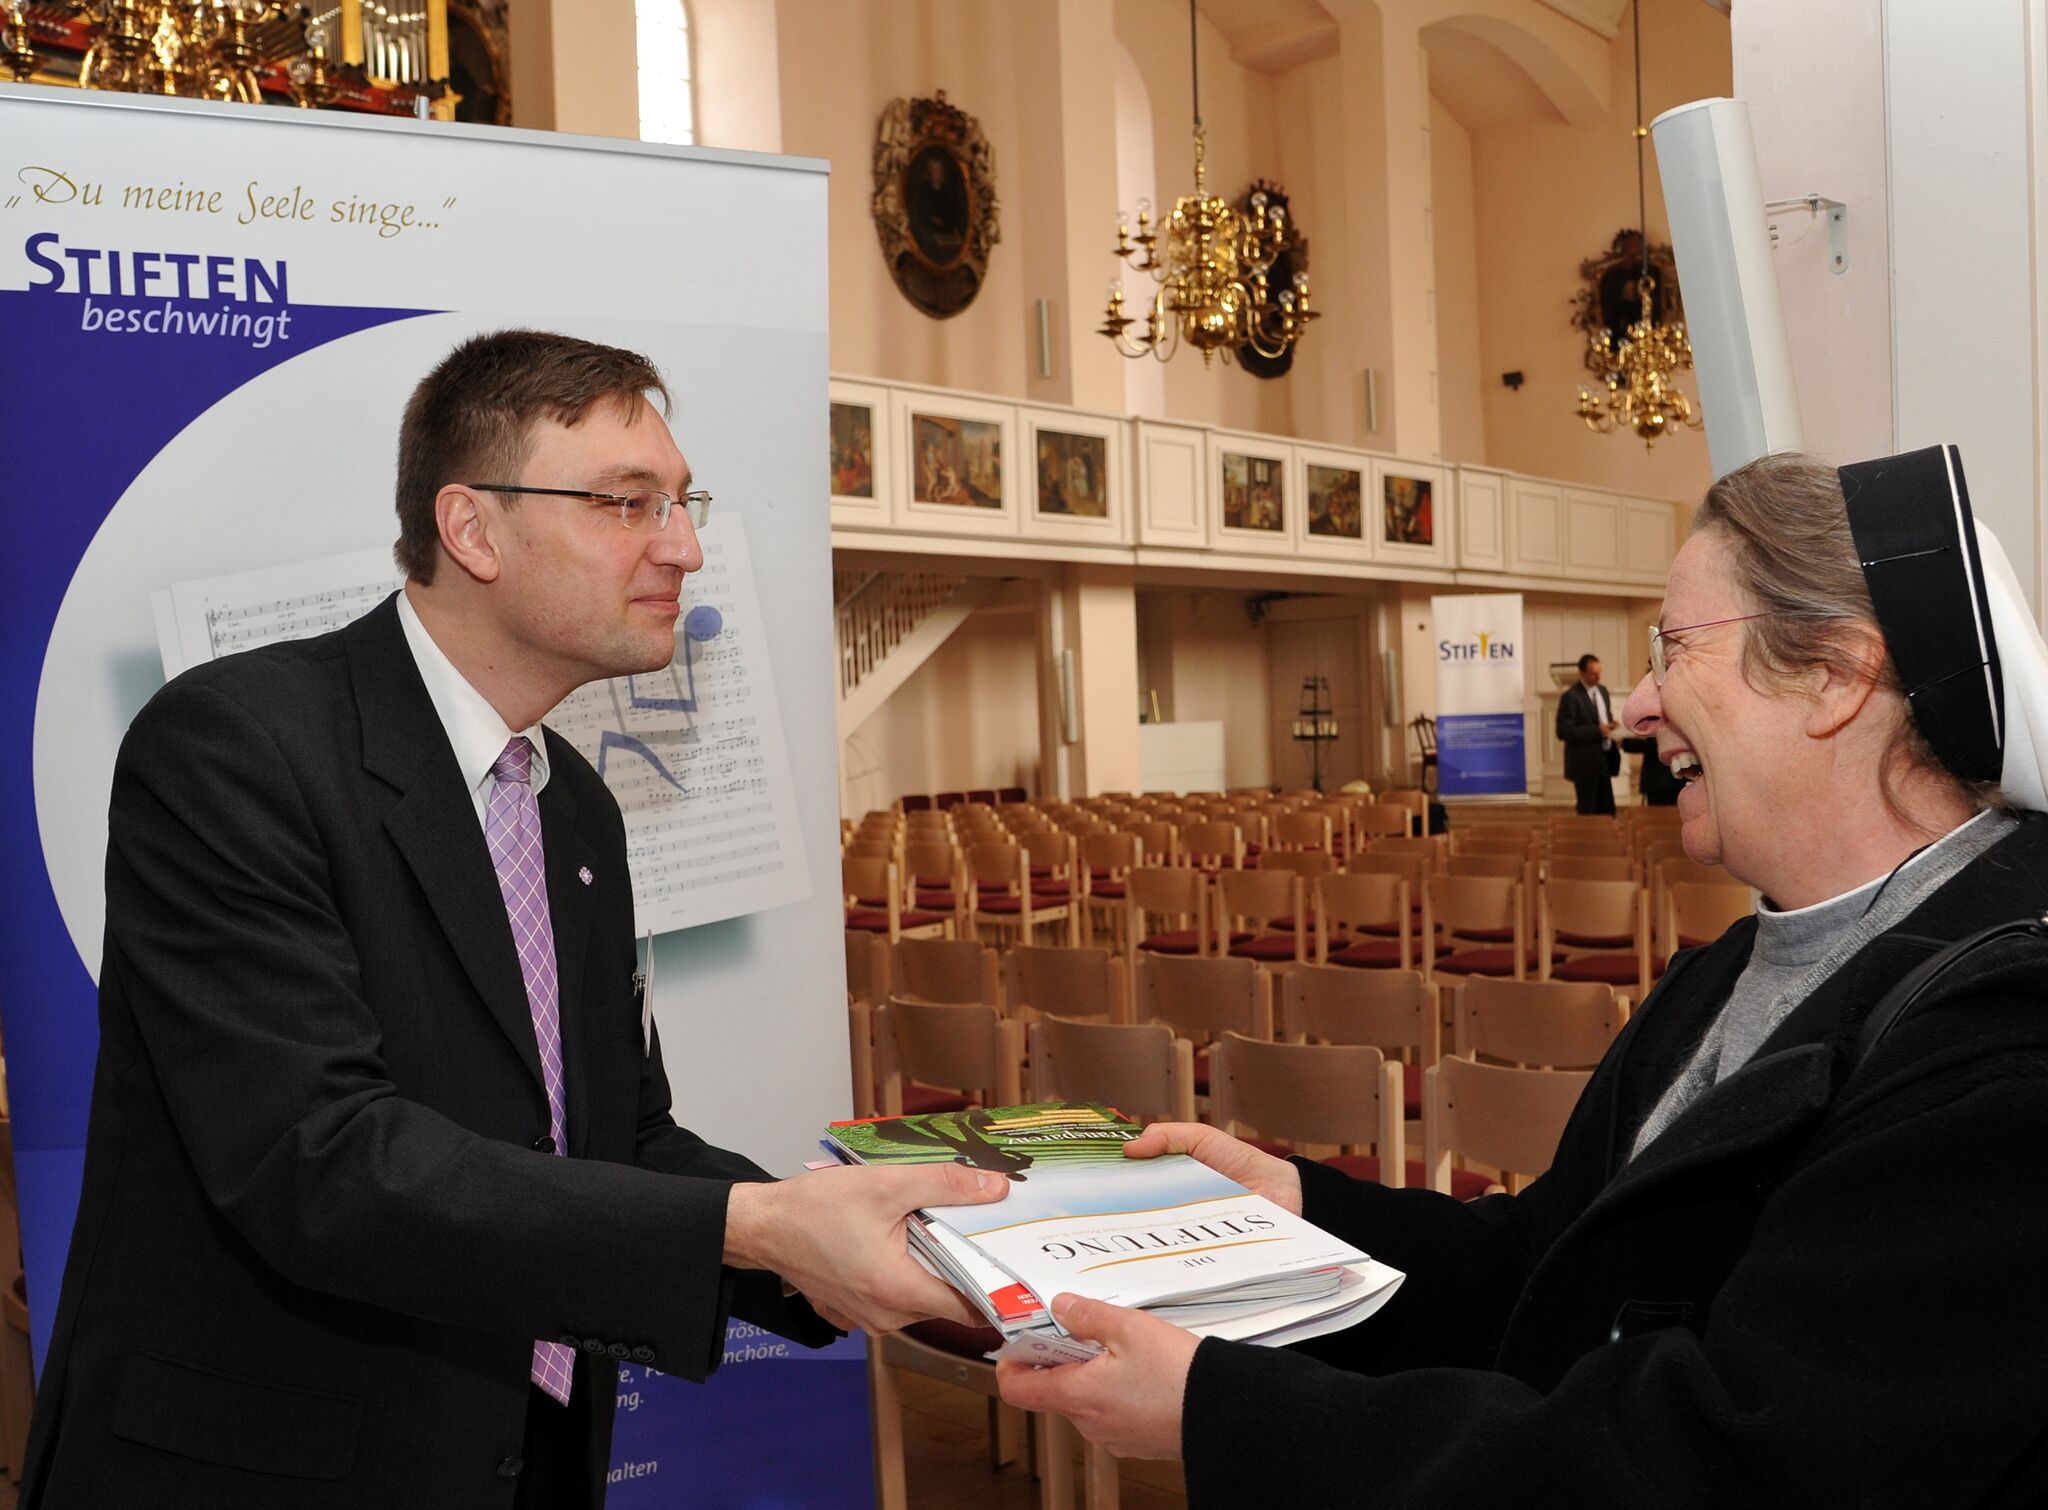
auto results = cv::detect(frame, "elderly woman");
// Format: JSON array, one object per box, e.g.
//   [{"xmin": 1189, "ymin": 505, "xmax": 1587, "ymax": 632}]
[{"xmin": 1000, "ymin": 448, "xmax": 2048, "ymax": 1507}]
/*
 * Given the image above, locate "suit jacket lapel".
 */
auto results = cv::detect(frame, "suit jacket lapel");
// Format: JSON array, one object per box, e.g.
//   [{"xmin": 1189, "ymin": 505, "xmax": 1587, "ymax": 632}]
[
  {"xmin": 536, "ymin": 747, "xmax": 599, "ymax": 1157},
  {"xmin": 348, "ymin": 597, "xmax": 547, "ymax": 1096}
]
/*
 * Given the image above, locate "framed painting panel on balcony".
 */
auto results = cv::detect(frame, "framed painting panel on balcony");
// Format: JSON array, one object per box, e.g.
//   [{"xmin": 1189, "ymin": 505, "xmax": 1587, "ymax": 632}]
[
  {"xmin": 893, "ymin": 388, "xmax": 1020, "ymax": 537},
  {"xmin": 1291, "ymin": 442, "xmax": 1374, "ymax": 563},
  {"xmin": 1371, "ymin": 456, "xmax": 1452, "ymax": 569},
  {"xmin": 1207, "ymin": 431, "xmax": 1293, "ymax": 555},
  {"xmin": 829, "ymin": 377, "xmax": 895, "ymax": 528},
  {"xmin": 1019, "ymin": 405, "xmax": 1130, "ymax": 545}
]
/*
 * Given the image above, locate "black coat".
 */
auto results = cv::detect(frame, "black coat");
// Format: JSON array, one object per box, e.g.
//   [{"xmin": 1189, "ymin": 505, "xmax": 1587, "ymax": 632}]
[
  {"xmin": 1555, "ymin": 681, "xmax": 1620, "ymax": 783},
  {"xmin": 1622, "ymin": 733, "xmax": 1680, "ymax": 805},
  {"xmin": 1182, "ymin": 815, "xmax": 2048, "ymax": 1507},
  {"xmin": 23, "ymin": 597, "xmax": 827, "ymax": 1509}
]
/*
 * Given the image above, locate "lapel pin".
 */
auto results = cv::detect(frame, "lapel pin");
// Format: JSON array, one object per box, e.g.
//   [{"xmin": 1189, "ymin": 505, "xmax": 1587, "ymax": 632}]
[{"xmin": 578, "ymin": 866, "xmax": 593, "ymax": 886}]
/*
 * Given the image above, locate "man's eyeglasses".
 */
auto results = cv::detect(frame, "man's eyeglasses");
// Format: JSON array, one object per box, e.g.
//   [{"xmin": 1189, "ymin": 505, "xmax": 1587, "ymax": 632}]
[
  {"xmin": 1647, "ymin": 613, "xmax": 1768, "ymax": 685},
  {"xmin": 468, "ymin": 483, "xmax": 711, "ymax": 533}
]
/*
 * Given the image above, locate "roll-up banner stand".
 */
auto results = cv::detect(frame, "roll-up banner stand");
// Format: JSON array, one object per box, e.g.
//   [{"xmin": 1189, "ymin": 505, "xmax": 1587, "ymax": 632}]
[
  {"xmin": 0, "ymin": 84, "xmax": 868, "ymax": 1506},
  {"xmin": 1431, "ymin": 594, "xmax": 1528, "ymax": 799}
]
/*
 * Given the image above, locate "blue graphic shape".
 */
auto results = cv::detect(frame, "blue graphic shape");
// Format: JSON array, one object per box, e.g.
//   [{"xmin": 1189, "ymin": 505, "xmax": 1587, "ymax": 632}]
[
  {"xmin": 627, "ymin": 603, "xmax": 725, "ymax": 712},
  {"xmin": 597, "ymin": 729, "xmax": 686, "ymax": 793},
  {"xmin": 1437, "ymin": 712, "xmax": 1528, "ymax": 797}
]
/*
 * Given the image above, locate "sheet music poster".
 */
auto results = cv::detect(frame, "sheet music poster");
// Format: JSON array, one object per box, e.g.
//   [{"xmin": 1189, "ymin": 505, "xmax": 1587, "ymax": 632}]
[{"xmin": 155, "ymin": 518, "xmax": 808, "ymax": 937}]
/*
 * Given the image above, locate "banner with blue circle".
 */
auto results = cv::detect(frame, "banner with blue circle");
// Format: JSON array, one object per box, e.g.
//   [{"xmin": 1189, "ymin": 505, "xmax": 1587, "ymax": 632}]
[{"xmin": 1431, "ymin": 594, "xmax": 1528, "ymax": 798}]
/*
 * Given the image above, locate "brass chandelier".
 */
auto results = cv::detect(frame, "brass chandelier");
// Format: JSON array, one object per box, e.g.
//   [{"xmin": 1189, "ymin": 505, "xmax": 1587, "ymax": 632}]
[
  {"xmin": 1099, "ymin": 0, "xmax": 1314, "ymax": 366},
  {"xmin": 1574, "ymin": 0, "xmax": 1702, "ymax": 449},
  {"xmin": 3, "ymin": 3, "xmax": 338, "ymax": 108}
]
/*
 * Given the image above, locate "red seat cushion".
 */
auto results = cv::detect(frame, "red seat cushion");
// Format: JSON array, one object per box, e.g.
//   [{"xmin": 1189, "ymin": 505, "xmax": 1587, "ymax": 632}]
[
  {"xmin": 1451, "ymin": 926, "xmax": 1517, "ymax": 945},
  {"xmin": 1091, "ymin": 881, "xmax": 1127, "ymax": 899},
  {"xmin": 1552, "ymin": 953, "xmax": 1647, "ymax": 985},
  {"xmin": 1401, "ymin": 1061, "xmax": 1423, "ymax": 1119},
  {"xmin": 1193, "ymin": 1047, "xmax": 1209, "ymax": 1095},
  {"xmin": 1327, "ymin": 939, "xmax": 1452, "ymax": 969},
  {"xmin": 901, "ymin": 1084, "xmax": 975, "ymax": 1116},
  {"xmin": 1029, "ymin": 864, "xmax": 1054, "ymax": 879},
  {"xmin": 1228, "ymin": 934, "xmax": 1301, "ymax": 963},
  {"xmin": 844, "ymin": 908, "xmax": 891, "ymax": 932},
  {"xmin": 1434, "ymin": 948, "xmax": 1539, "ymax": 976},
  {"xmin": 1555, "ymin": 930, "xmax": 1634, "ymax": 949},
  {"xmin": 1138, "ymin": 929, "xmax": 1204, "ymax": 955},
  {"xmin": 978, "ymin": 895, "xmax": 1024, "ymax": 915},
  {"xmin": 1321, "ymin": 1153, "xmax": 1494, "ymax": 1201},
  {"xmin": 1030, "ymin": 881, "xmax": 1080, "ymax": 900}
]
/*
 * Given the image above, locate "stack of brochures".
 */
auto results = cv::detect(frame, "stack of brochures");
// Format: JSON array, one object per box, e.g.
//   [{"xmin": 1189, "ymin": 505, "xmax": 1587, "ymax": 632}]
[{"xmin": 824, "ymin": 1102, "xmax": 1405, "ymax": 1365}]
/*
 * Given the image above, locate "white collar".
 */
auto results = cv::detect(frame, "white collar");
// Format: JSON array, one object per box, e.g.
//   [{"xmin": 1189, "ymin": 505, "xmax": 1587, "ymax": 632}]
[{"xmin": 396, "ymin": 587, "xmax": 550, "ymax": 827}]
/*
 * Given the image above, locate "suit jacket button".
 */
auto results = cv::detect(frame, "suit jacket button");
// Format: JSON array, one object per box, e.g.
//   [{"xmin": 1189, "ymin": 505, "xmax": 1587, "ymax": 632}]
[
  {"xmin": 581, "ymin": 1337, "xmax": 607, "ymax": 1354},
  {"xmin": 497, "ymin": 1456, "xmax": 524, "ymax": 1478},
  {"xmin": 631, "ymin": 1346, "xmax": 655, "ymax": 1363},
  {"xmin": 557, "ymin": 1334, "xmax": 580, "ymax": 1349},
  {"xmin": 607, "ymin": 1343, "xmax": 630, "ymax": 1360},
  {"xmin": 531, "ymin": 1135, "xmax": 555, "ymax": 1153}
]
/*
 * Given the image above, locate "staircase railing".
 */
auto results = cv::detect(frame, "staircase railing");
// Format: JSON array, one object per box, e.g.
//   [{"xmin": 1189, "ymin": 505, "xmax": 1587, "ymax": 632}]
[{"xmin": 835, "ymin": 571, "xmax": 968, "ymax": 699}]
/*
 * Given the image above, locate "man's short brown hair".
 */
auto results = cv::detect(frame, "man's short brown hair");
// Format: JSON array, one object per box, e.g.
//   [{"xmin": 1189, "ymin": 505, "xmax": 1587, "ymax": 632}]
[{"xmin": 394, "ymin": 329, "xmax": 671, "ymax": 583}]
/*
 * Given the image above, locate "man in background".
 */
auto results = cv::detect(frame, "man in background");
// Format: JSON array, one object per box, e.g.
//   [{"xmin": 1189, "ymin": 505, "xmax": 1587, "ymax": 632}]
[
  {"xmin": 23, "ymin": 329, "xmax": 998, "ymax": 1509},
  {"xmin": 1556, "ymin": 652, "xmax": 1621, "ymax": 814}
]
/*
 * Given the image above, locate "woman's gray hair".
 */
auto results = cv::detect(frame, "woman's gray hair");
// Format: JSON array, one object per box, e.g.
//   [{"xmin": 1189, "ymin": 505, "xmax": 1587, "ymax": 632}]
[{"xmin": 1690, "ymin": 451, "xmax": 1997, "ymax": 816}]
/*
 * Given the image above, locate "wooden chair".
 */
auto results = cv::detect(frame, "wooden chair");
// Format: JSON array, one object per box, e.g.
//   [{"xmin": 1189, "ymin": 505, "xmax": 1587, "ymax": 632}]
[
  {"xmin": 1426, "ymin": 874, "xmax": 1529, "ymax": 982},
  {"xmin": 848, "ymin": 999, "xmax": 878, "ymax": 1118},
  {"xmin": 1180, "ymin": 819, "xmax": 1246, "ymax": 873},
  {"xmin": 1455, "ymin": 976, "xmax": 1625, "ymax": 1068},
  {"xmin": 1125, "ymin": 866, "xmax": 1210, "ymax": 961},
  {"xmin": 1410, "ymin": 714, "xmax": 1438, "ymax": 792},
  {"xmin": 1003, "ymin": 944, "xmax": 1129, "ymax": 1024},
  {"xmin": 889, "ymin": 936, "xmax": 1001, "ymax": 1006},
  {"xmin": 1353, "ymin": 804, "xmax": 1414, "ymax": 841},
  {"xmin": 845, "ymin": 929, "xmax": 885, "ymax": 1007},
  {"xmin": 874, "ymin": 997, "xmax": 1024, "ymax": 1116},
  {"xmin": 967, "ymin": 842, "xmax": 1076, "ymax": 948},
  {"xmin": 1028, "ymin": 1015, "xmax": 1196, "ymax": 1123},
  {"xmin": 1539, "ymin": 878, "xmax": 1653, "ymax": 1004},
  {"xmin": 1133, "ymin": 953, "xmax": 1274, "ymax": 1053},
  {"xmin": 1217, "ymin": 868, "xmax": 1307, "ymax": 966},
  {"xmin": 1079, "ymin": 831, "xmax": 1141, "ymax": 948},
  {"xmin": 1270, "ymin": 811, "xmax": 1333, "ymax": 853},
  {"xmin": 1316, "ymin": 871, "xmax": 1416, "ymax": 971},
  {"xmin": 1545, "ymin": 854, "xmax": 1638, "ymax": 885},
  {"xmin": 1282, "ymin": 962, "xmax": 1440, "ymax": 1124},
  {"xmin": 1208, "ymin": 1032, "xmax": 1405, "ymax": 1183},
  {"xmin": 1664, "ymin": 880, "xmax": 1754, "ymax": 957},
  {"xmin": 1424, "ymin": 1053, "xmax": 1592, "ymax": 1196},
  {"xmin": 844, "ymin": 856, "xmax": 952, "ymax": 943}
]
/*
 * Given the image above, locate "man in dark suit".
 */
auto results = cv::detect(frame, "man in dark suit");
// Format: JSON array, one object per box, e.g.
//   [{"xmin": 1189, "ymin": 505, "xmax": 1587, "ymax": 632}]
[
  {"xmin": 1554, "ymin": 652, "xmax": 1621, "ymax": 814},
  {"xmin": 22, "ymin": 330, "xmax": 1001, "ymax": 1508}
]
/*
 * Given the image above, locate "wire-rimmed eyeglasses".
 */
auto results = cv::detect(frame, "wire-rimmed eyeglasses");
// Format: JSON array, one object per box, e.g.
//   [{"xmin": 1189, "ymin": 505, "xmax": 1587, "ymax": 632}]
[
  {"xmin": 1647, "ymin": 613, "xmax": 1768, "ymax": 685},
  {"xmin": 467, "ymin": 483, "xmax": 711, "ymax": 533}
]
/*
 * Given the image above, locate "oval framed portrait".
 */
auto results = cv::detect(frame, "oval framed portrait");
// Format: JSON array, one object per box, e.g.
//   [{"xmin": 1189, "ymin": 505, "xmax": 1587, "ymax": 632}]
[{"xmin": 873, "ymin": 91, "xmax": 1001, "ymax": 319}]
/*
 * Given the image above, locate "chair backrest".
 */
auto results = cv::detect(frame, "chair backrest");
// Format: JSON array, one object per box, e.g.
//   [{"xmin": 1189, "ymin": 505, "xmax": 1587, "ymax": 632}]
[
  {"xmin": 1666, "ymin": 881, "xmax": 1754, "ymax": 950},
  {"xmin": 1123, "ymin": 820, "xmax": 1179, "ymax": 865},
  {"xmin": 1361, "ymin": 834, "xmax": 1439, "ymax": 867},
  {"xmin": 1209, "ymin": 1033, "xmax": 1402, "ymax": 1166},
  {"xmin": 1429, "ymin": 874, "xmax": 1521, "ymax": 939},
  {"xmin": 845, "ymin": 929, "xmax": 884, "ymax": 1007},
  {"xmin": 1181, "ymin": 820, "xmax": 1245, "ymax": 869},
  {"xmin": 1450, "ymin": 830, "xmax": 1535, "ymax": 858},
  {"xmin": 890, "ymin": 936, "xmax": 998, "ymax": 1005},
  {"xmin": 1447, "ymin": 853, "xmax": 1529, "ymax": 882},
  {"xmin": 878, "ymin": 997, "xmax": 1023, "ymax": 1111},
  {"xmin": 1352, "ymin": 804, "xmax": 1413, "ymax": 839},
  {"xmin": 902, "ymin": 838, "xmax": 962, "ymax": 887},
  {"xmin": 1282, "ymin": 963, "xmax": 1436, "ymax": 1065},
  {"xmin": 1081, "ymin": 831, "xmax": 1141, "ymax": 875},
  {"xmin": 1346, "ymin": 850, "xmax": 1431, "ymax": 899},
  {"xmin": 1127, "ymin": 865, "xmax": 1206, "ymax": 935},
  {"xmin": 842, "ymin": 854, "xmax": 900, "ymax": 906},
  {"xmin": 1257, "ymin": 848, "xmax": 1333, "ymax": 880},
  {"xmin": 966, "ymin": 842, "xmax": 1024, "ymax": 890},
  {"xmin": 1545, "ymin": 854, "xmax": 1637, "ymax": 884},
  {"xmin": 1457, "ymin": 976, "xmax": 1624, "ymax": 1067},
  {"xmin": 1017, "ymin": 828, "xmax": 1074, "ymax": 874},
  {"xmin": 1425, "ymin": 1054, "xmax": 1590, "ymax": 1193},
  {"xmin": 1003, "ymin": 945, "xmax": 1127, "ymax": 1022},
  {"xmin": 1215, "ymin": 868, "xmax": 1300, "ymax": 932},
  {"xmin": 1271, "ymin": 811, "xmax": 1332, "ymax": 851},
  {"xmin": 1540, "ymin": 877, "xmax": 1643, "ymax": 947},
  {"xmin": 1027, "ymin": 1016, "xmax": 1195, "ymax": 1122},
  {"xmin": 1133, "ymin": 953, "xmax": 1271, "ymax": 1042}
]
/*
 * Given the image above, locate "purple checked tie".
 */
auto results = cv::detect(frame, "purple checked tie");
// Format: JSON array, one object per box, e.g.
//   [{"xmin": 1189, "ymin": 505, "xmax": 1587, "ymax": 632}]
[{"xmin": 485, "ymin": 736, "xmax": 576, "ymax": 1406}]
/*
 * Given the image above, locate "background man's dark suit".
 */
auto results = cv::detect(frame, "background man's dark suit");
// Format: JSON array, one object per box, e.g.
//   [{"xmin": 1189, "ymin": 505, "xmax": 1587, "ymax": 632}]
[
  {"xmin": 22, "ymin": 596, "xmax": 825, "ymax": 1508},
  {"xmin": 1555, "ymin": 678, "xmax": 1621, "ymax": 814}
]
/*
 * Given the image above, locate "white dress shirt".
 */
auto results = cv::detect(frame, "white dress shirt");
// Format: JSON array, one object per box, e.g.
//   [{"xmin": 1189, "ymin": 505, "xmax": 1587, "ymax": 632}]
[{"xmin": 395, "ymin": 587, "xmax": 551, "ymax": 830}]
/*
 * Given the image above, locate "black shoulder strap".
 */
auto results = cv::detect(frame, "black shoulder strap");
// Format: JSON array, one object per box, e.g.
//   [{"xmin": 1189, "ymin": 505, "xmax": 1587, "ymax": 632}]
[{"xmin": 1840, "ymin": 911, "xmax": 2048, "ymax": 1093}]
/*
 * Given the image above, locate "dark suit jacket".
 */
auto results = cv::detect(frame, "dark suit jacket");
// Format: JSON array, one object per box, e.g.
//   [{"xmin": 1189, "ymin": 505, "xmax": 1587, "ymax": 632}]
[
  {"xmin": 1555, "ymin": 680, "xmax": 1620, "ymax": 782},
  {"xmin": 1182, "ymin": 815, "xmax": 2048, "ymax": 1507},
  {"xmin": 23, "ymin": 596, "xmax": 826, "ymax": 1509}
]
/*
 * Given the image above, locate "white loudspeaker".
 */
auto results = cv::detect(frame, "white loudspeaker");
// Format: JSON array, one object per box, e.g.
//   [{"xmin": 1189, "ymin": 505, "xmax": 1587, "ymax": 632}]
[
  {"xmin": 1382, "ymin": 647, "xmax": 1402, "ymax": 727},
  {"xmin": 1058, "ymin": 648, "xmax": 1079, "ymax": 745},
  {"xmin": 1650, "ymin": 97, "xmax": 1805, "ymax": 478}
]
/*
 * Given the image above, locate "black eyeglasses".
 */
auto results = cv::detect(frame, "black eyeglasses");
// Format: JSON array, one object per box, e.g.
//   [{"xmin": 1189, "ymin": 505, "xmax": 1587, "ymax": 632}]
[{"xmin": 468, "ymin": 483, "xmax": 711, "ymax": 533}]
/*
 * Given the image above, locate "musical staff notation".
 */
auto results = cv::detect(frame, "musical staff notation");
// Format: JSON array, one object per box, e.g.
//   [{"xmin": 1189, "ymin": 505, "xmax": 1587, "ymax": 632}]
[{"xmin": 156, "ymin": 519, "xmax": 809, "ymax": 936}]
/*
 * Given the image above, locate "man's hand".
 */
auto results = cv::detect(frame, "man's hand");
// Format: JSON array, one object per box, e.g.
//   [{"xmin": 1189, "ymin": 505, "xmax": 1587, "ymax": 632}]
[
  {"xmin": 723, "ymin": 1162, "xmax": 1006, "ymax": 1334},
  {"xmin": 1123, "ymin": 1122, "xmax": 1303, "ymax": 1216},
  {"xmin": 995, "ymin": 1294, "xmax": 1198, "ymax": 1461}
]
